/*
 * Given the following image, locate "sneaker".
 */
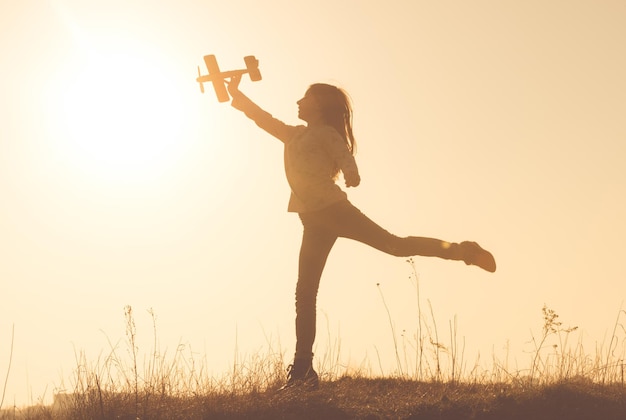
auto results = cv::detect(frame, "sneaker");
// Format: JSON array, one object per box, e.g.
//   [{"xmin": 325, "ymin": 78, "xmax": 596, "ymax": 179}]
[
  {"xmin": 279, "ymin": 363, "xmax": 319, "ymax": 391},
  {"xmin": 460, "ymin": 241, "xmax": 496, "ymax": 273}
]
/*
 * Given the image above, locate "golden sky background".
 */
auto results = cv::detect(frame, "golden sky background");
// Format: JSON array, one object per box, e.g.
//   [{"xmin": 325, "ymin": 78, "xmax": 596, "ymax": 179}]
[{"xmin": 1, "ymin": 0, "xmax": 625, "ymax": 406}]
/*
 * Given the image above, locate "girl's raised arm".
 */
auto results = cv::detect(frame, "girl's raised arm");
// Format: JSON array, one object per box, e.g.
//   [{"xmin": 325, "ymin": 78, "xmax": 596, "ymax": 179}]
[{"xmin": 227, "ymin": 76, "xmax": 299, "ymax": 143}]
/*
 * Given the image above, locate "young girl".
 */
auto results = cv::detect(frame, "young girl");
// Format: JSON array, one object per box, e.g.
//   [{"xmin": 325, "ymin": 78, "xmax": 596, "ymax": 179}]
[{"xmin": 225, "ymin": 76, "xmax": 496, "ymax": 390}]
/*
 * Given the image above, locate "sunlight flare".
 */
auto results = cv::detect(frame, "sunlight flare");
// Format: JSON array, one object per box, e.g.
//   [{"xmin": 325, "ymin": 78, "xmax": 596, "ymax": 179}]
[{"xmin": 45, "ymin": 21, "xmax": 190, "ymax": 183}]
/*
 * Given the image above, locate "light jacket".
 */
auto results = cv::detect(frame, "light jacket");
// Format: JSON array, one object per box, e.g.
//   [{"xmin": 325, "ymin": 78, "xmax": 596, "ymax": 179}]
[{"xmin": 231, "ymin": 94, "xmax": 360, "ymax": 213}]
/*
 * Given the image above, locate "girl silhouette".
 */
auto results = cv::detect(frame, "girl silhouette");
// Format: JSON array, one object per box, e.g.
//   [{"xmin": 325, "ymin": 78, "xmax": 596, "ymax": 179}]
[{"xmin": 226, "ymin": 76, "xmax": 495, "ymax": 390}]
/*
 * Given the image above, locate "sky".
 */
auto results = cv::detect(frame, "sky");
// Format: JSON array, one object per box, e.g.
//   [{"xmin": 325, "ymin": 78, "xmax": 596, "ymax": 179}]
[{"xmin": 1, "ymin": 0, "xmax": 625, "ymax": 407}]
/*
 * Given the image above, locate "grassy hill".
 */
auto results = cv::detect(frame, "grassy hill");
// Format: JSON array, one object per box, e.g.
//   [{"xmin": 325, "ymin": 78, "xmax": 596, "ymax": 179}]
[
  {"xmin": 3, "ymin": 301, "xmax": 626, "ymax": 419},
  {"xmin": 3, "ymin": 376, "xmax": 625, "ymax": 419}
]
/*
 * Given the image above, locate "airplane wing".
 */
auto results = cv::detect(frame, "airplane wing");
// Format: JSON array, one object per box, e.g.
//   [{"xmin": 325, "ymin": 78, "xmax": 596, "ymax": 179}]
[
  {"xmin": 204, "ymin": 54, "xmax": 221, "ymax": 74},
  {"xmin": 204, "ymin": 55, "xmax": 229, "ymax": 102}
]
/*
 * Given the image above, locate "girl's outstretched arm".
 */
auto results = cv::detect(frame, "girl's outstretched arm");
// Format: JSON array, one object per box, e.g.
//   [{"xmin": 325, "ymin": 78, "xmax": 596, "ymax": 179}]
[{"xmin": 227, "ymin": 76, "xmax": 300, "ymax": 143}]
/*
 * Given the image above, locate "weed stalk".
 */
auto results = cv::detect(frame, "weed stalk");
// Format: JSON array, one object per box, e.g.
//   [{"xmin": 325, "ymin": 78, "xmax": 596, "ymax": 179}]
[{"xmin": 0, "ymin": 324, "xmax": 15, "ymax": 411}]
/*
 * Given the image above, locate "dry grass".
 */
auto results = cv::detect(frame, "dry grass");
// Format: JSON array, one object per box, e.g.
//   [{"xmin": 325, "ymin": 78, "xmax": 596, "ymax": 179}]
[
  {"xmin": 2, "ymin": 261, "xmax": 626, "ymax": 419},
  {"xmin": 3, "ymin": 375, "xmax": 625, "ymax": 419}
]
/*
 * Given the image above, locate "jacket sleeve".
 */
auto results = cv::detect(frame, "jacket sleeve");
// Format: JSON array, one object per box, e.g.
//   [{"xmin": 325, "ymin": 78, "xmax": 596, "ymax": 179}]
[
  {"xmin": 231, "ymin": 93, "xmax": 299, "ymax": 143},
  {"xmin": 323, "ymin": 127, "xmax": 360, "ymax": 186}
]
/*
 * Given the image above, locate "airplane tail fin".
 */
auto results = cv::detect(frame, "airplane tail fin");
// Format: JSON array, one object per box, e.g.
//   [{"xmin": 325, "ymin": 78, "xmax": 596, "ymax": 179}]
[{"xmin": 244, "ymin": 56, "xmax": 262, "ymax": 81}]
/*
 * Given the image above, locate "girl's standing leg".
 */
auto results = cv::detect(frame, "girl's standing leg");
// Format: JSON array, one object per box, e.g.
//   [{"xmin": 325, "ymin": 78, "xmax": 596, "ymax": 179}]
[{"xmin": 294, "ymin": 214, "xmax": 337, "ymax": 362}]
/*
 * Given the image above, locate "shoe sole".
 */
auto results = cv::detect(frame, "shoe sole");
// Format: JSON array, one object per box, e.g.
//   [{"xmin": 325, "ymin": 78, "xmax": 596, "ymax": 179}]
[
  {"xmin": 471, "ymin": 247, "xmax": 496, "ymax": 273},
  {"xmin": 463, "ymin": 242, "xmax": 496, "ymax": 273}
]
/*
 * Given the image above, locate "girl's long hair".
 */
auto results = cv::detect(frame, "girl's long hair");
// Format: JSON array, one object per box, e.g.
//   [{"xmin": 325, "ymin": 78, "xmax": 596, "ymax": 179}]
[{"xmin": 307, "ymin": 83, "xmax": 357, "ymax": 156}]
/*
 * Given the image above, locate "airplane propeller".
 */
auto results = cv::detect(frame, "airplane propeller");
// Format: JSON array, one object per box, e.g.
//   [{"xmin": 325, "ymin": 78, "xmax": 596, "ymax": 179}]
[{"xmin": 197, "ymin": 66, "xmax": 204, "ymax": 93}]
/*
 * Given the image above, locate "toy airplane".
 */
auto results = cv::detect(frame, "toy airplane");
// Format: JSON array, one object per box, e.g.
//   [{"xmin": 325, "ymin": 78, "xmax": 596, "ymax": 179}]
[{"xmin": 196, "ymin": 55, "xmax": 261, "ymax": 102}]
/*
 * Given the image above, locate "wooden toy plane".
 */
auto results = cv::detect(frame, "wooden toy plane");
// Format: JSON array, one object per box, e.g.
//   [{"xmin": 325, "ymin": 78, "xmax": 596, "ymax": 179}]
[{"xmin": 196, "ymin": 55, "xmax": 261, "ymax": 102}]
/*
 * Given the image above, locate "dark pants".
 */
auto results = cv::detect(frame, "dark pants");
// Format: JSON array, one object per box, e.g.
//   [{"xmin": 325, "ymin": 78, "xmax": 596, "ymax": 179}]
[{"xmin": 294, "ymin": 200, "xmax": 461, "ymax": 360}]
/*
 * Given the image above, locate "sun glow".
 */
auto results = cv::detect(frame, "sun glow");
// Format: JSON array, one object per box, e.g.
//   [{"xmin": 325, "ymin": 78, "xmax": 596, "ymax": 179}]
[{"xmin": 46, "ymin": 33, "xmax": 190, "ymax": 184}]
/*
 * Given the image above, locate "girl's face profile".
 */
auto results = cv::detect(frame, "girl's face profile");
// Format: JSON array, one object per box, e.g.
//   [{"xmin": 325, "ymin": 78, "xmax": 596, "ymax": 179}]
[{"xmin": 297, "ymin": 90, "xmax": 321, "ymax": 123}]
